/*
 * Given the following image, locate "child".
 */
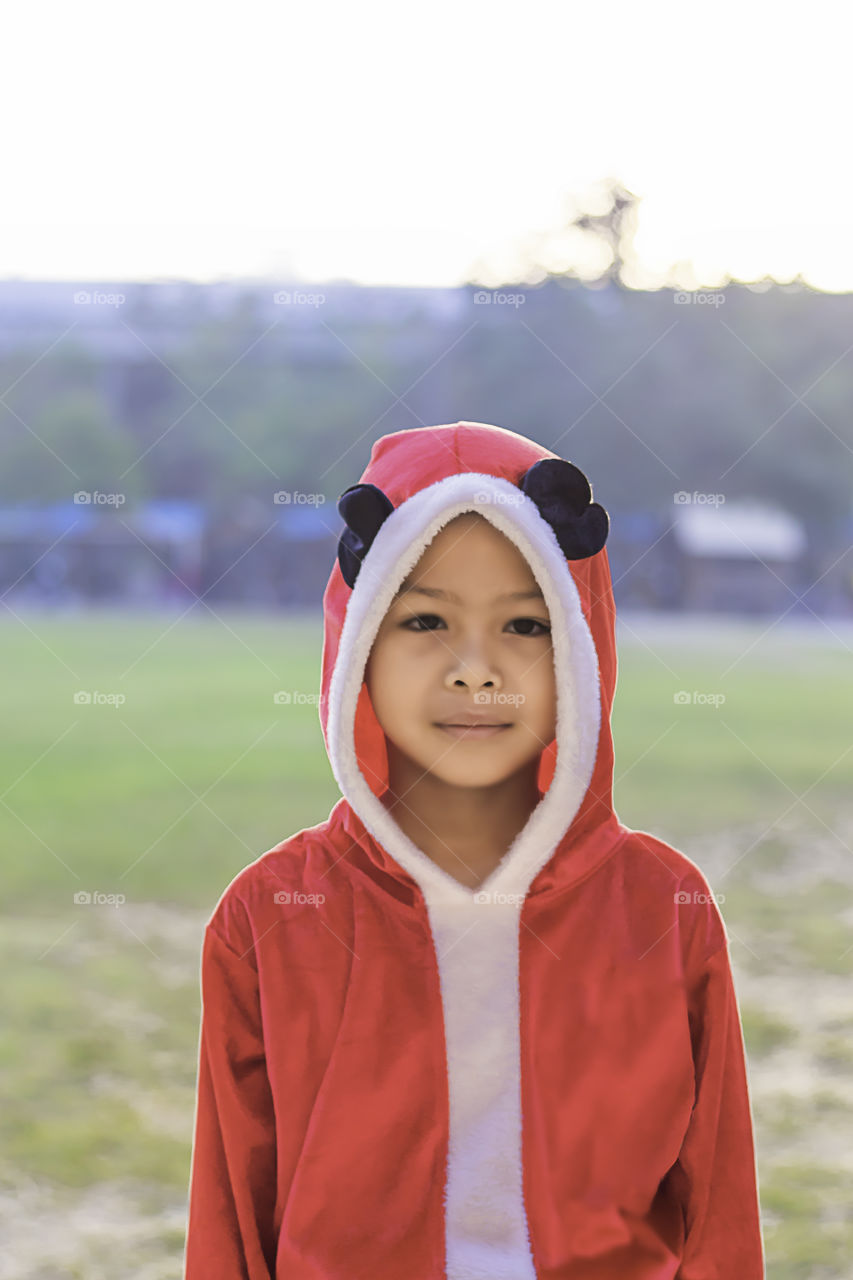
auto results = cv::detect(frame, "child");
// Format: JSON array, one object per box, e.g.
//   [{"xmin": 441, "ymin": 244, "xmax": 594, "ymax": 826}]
[{"xmin": 184, "ymin": 421, "xmax": 765, "ymax": 1279}]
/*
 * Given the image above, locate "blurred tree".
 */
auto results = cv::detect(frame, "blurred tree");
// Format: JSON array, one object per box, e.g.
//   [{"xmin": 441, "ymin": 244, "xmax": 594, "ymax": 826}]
[
  {"xmin": 0, "ymin": 257, "xmax": 850, "ymax": 536},
  {"xmin": 570, "ymin": 180, "xmax": 641, "ymax": 283},
  {"xmin": 0, "ymin": 388, "xmax": 142, "ymax": 504}
]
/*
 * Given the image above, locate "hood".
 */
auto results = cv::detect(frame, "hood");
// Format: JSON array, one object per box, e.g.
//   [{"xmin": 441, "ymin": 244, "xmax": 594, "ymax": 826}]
[{"xmin": 319, "ymin": 421, "xmax": 625, "ymax": 904}]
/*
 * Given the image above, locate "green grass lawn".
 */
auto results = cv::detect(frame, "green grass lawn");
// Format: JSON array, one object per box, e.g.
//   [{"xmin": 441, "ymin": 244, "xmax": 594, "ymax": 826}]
[
  {"xmin": 2, "ymin": 607, "xmax": 851, "ymax": 1277},
  {"xmin": 3, "ymin": 607, "xmax": 850, "ymax": 910},
  {"xmin": 611, "ymin": 615, "xmax": 853, "ymax": 842},
  {"xmin": 1, "ymin": 608, "xmax": 337, "ymax": 910}
]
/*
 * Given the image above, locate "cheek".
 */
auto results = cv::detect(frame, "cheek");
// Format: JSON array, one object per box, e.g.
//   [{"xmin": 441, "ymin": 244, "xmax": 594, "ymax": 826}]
[
  {"xmin": 366, "ymin": 638, "xmax": 421, "ymax": 713},
  {"xmin": 522, "ymin": 652, "xmax": 557, "ymax": 730}
]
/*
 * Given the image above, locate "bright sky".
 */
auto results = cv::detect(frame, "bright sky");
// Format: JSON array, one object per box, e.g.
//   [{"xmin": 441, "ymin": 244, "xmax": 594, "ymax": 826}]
[{"xmin": 5, "ymin": 0, "xmax": 852, "ymax": 290}]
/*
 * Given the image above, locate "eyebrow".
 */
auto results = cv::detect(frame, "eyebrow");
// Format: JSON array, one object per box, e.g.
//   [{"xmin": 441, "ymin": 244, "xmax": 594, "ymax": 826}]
[{"xmin": 393, "ymin": 583, "xmax": 546, "ymax": 604}]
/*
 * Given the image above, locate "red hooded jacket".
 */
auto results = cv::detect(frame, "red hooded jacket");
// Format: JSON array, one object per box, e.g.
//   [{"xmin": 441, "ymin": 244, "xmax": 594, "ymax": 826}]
[{"xmin": 184, "ymin": 421, "xmax": 765, "ymax": 1279}]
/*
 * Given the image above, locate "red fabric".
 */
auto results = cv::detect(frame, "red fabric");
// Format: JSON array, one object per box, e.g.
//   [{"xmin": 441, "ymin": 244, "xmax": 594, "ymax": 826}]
[{"xmin": 184, "ymin": 422, "xmax": 764, "ymax": 1278}]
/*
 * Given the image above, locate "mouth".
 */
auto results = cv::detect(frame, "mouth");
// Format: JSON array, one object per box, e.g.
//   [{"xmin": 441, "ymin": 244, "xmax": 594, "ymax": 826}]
[{"xmin": 434, "ymin": 722, "xmax": 513, "ymax": 739}]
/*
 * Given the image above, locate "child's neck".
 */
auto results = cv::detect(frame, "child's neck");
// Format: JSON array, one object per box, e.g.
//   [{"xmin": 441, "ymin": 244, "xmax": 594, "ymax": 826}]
[{"xmin": 379, "ymin": 753, "xmax": 542, "ymax": 890}]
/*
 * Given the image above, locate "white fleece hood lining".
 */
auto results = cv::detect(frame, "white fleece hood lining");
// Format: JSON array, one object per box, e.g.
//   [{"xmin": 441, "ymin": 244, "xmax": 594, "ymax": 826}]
[
  {"xmin": 327, "ymin": 471, "xmax": 601, "ymax": 907},
  {"xmin": 325, "ymin": 470, "xmax": 602, "ymax": 1279}
]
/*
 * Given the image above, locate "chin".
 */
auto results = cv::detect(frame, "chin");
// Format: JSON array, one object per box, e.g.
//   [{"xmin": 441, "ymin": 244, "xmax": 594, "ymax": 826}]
[
  {"xmin": 430, "ymin": 769, "xmax": 507, "ymax": 790},
  {"xmin": 427, "ymin": 754, "xmax": 526, "ymax": 788}
]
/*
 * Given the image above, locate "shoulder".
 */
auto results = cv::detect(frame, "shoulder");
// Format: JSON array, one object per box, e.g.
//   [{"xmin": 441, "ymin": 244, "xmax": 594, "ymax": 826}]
[
  {"xmin": 618, "ymin": 827, "xmax": 716, "ymax": 887},
  {"xmin": 613, "ymin": 827, "xmax": 729, "ymax": 964},
  {"xmin": 204, "ymin": 818, "xmax": 340, "ymax": 962}
]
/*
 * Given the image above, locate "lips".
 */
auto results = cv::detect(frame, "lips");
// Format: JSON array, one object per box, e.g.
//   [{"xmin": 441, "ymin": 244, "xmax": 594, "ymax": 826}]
[
  {"xmin": 435, "ymin": 721, "xmax": 507, "ymax": 732},
  {"xmin": 435, "ymin": 720, "xmax": 512, "ymax": 739},
  {"xmin": 435, "ymin": 718, "xmax": 511, "ymax": 728}
]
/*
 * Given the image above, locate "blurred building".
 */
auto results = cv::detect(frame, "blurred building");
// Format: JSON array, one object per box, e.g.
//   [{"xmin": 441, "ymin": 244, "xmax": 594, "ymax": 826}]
[
  {"xmin": 669, "ymin": 501, "xmax": 808, "ymax": 614},
  {"xmin": 0, "ymin": 500, "xmax": 337, "ymax": 608},
  {"xmin": 0, "ymin": 480, "xmax": 847, "ymax": 619},
  {"xmin": 604, "ymin": 501, "xmax": 825, "ymax": 616}
]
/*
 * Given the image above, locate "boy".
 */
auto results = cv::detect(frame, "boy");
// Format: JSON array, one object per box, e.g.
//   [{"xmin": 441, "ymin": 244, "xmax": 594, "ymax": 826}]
[{"xmin": 184, "ymin": 420, "xmax": 765, "ymax": 1279}]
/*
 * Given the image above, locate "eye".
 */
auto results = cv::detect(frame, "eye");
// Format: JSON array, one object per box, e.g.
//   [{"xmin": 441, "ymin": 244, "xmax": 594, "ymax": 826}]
[
  {"xmin": 507, "ymin": 617, "xmax": 551, "ymax": 637},
  {"xmin": 399, "ymin": 613, "xmax": 550, "ymax": 636},
  {"xmin": 400, "ymin": 613, "xmax": 445, "ymax": 632}
]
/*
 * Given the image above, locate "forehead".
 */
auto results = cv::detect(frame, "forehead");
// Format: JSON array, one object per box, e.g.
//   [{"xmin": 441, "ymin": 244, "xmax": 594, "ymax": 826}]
[
  {"xmin": 393, "ymin": 512, "xmax": 545, "ymax": 602},
  {"xmin": 415, "ymin": 511, "xmax": 520, "ymax": 563}
]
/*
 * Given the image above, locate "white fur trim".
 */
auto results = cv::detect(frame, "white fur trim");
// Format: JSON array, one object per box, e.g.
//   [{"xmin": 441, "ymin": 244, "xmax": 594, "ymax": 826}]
[
  {"xmin": 435, "ymin": 896, "xmax": 540, "ymax": 1278},
  {"xmin": 326, "ymin": 471, "xmax": 602, "ymax": 1278},
  {"xmin": 327, "ymin": 471, "xmax": 601, "ymax": 905}
]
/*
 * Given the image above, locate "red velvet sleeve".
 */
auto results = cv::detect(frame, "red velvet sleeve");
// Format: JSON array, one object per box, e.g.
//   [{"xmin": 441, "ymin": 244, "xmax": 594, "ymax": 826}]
[
  {"xmin": 184, "ymin": 922, "xmax": 278, "ymax": 1279},
  {"xmin": 670, "ymin": 942, "xmax": 765, "ymax": 1280}
]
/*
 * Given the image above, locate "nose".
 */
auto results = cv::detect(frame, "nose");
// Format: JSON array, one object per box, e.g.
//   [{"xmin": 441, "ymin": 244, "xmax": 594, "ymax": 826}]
[{"xmin": 443, "ymin": 635, "xmax": 503, "ymax": 692}]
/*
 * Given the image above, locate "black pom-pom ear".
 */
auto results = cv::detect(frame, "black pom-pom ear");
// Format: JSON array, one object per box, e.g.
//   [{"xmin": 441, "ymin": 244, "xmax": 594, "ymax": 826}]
[
  {"xmin": 519, "ymin": 458, "xmax": 609, "ymax": 560},
  {"xmin": 336, "ymin": 482, "xmax": 396, "ymax": 588}
]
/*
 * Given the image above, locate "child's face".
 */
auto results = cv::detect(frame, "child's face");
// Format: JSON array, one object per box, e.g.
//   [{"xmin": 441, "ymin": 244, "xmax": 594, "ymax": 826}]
[{"xmin": 364, "ymin": 512, "xmax": 557, "ymax": 790}]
